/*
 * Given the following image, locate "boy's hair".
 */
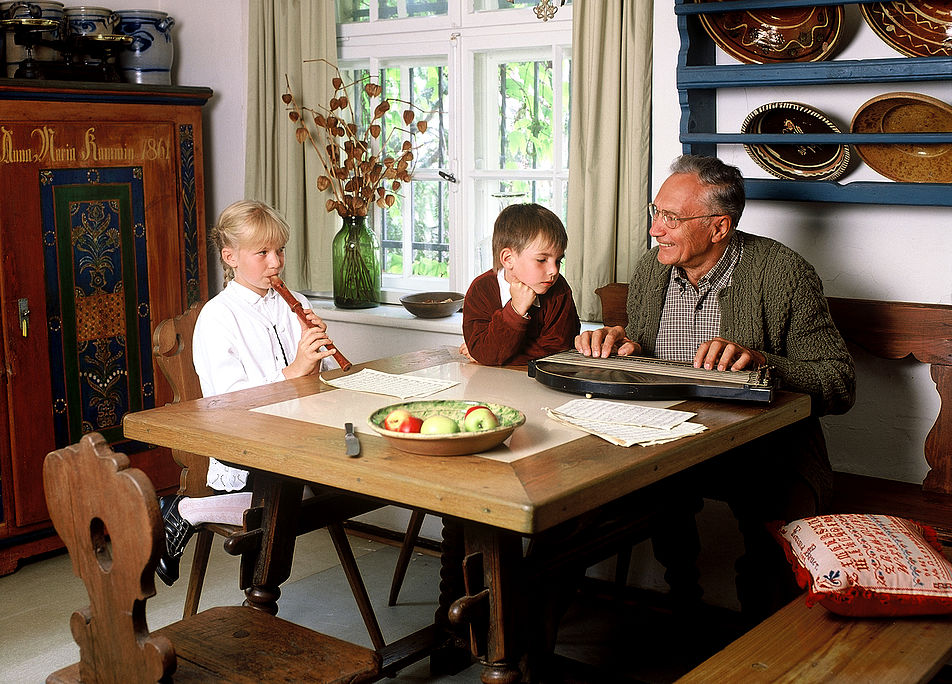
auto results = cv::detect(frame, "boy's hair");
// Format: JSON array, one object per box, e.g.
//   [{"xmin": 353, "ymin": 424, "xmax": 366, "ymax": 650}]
[
  {"xmin": 211, "ymin": 200, "xmax": 291, "ymax": 285},
  {"xmin": 491, "ymin": 203, "xmax": 567, "ymax": 270}
]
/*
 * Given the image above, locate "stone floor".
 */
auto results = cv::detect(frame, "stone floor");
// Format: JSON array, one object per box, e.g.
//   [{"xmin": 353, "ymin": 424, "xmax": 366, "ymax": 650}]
[{"xmin": 0, "ymin": 526, "xmax": 747, "ymax": 683}]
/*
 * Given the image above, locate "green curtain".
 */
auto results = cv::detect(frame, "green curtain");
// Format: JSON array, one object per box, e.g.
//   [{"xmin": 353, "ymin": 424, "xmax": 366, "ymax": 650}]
[
  {"xmin": 565, "ymin": 0, "xmax": 653, "ymax": 321},
  {"xmin": 245, "ymin": 0, "xmax": 338, "ymax": 293}
]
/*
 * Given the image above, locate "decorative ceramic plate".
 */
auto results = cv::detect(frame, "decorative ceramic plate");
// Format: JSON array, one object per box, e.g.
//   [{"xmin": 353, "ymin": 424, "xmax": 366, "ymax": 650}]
[
  {"xmin": 861, "ymin": 2, "xmax": 952, "ymax": 58},
  {"xmin": 694, "ymin": 1, "xmax": 845, "ymax": 64},
  {"xmin": 741, "ymin": 102, "xmax": 850, "ymax": 181},
  {"xmin": 367, "ymin": 400, "xmax": 525, "ymax": 456},
  {"xmin": 851, "ymin": 92, "xmax": 952, "ymax": 183}
]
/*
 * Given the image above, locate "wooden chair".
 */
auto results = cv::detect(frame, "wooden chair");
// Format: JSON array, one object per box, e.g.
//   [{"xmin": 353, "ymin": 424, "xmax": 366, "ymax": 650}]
[
  {"xmin": 594, "ymin": 282, "xmax": 630, "ymax": 329},
  {"xmin": 44, "ymin": 432, "xmax": 380, "ymax": 684},
  {"xmin": 151, "ymin": 302, "xmax": 386, "ymax": 650}
]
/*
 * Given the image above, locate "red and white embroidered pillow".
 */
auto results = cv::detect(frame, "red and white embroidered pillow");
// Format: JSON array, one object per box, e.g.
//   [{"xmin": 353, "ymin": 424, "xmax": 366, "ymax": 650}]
[{"xmin": 774, "ymin": 514, "xmax": 952, "ymax": 617}]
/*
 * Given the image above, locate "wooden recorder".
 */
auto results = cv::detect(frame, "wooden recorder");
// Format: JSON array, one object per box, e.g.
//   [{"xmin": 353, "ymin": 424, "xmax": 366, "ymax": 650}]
[{"xmin": 268, "ymin": 275, "xmax": 352, "ymax": 372}]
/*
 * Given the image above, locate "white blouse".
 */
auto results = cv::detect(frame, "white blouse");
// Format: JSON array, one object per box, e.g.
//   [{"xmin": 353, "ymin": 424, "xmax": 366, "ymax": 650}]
[{"xmin": 192, "ymin": 280, "xmax": 315, "ymax": 491}]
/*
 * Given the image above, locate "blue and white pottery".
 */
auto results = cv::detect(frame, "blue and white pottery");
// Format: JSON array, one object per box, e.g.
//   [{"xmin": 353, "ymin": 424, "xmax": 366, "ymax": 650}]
[
  {"xmin": 2, "ymin": 1, "xmax": 65, "ymax": 77},
  {"xmin": 65, "ymin": 6, "xmax": 118, "ymax": 37},
  {"xmin": 115, "ymin": 9, "xmax": 174, "ymax": 85},
  {"xmin": 65, "ymin": 6, "xmax": 118, "ymax": 65}
]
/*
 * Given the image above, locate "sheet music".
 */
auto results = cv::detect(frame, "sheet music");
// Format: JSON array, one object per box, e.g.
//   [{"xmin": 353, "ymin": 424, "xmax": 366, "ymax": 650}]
[
  {"xmin": 320, "ymin": 368, "xmax": 458, "ymax": 399},
  {"xmin": 547, "ymin": 398, "xmax": 696, "ymax": 430},
  {"xmin": 544, "ymin": 398, "xmax": 706, "ymax": 447}
]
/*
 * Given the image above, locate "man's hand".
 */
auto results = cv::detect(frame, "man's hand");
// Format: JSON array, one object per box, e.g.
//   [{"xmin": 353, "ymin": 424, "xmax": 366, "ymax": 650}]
[
  {"xmin": 508, "ymin": 277, "xmax": 536, "ymax": 317},
  {"xmin": 694, "ymin": 337, "xmax": 766, "ymax": 371},
  {"xmin": 575, "ymin": 326, "xmax": 641, "ymax": 358}
]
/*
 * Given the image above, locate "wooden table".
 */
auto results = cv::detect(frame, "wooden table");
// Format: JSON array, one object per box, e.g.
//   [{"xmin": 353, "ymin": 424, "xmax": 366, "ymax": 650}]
[{"xmin": 124, "ymin": 347, "xmax": 810, "ymax": 683}]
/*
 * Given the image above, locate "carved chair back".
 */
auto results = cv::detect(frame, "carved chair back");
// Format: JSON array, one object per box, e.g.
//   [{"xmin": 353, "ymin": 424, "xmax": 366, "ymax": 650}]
[{"xmin": 44, "ymin": 432, "xmax": 175, "ymax": 682}]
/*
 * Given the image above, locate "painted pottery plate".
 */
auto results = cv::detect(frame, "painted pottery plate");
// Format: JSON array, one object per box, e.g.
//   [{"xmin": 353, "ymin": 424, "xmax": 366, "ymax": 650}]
[
  {"xmin": 367, "ymin": 400, "xmax": 525, "ymax": 456},
  {"xmin": 861, "ymin": 2, "xmax": 952, "ymax": 58},
  {"xmin": 851, "ymin": 92, "xmax": 952, "ymax": 183},
  {"xmin": 742, "ymin": 102, "xmax": 850, "ymax": 181},
  {"xmin": 694, "ymin": 1, "xmax": 844, "ymax": 64}
]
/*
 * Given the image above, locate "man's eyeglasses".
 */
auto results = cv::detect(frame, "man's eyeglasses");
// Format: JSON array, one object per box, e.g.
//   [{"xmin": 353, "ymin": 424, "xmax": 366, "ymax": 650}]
[{"xmin": 647, "ymin": 203, "xmax": 722, "ymax": 229}]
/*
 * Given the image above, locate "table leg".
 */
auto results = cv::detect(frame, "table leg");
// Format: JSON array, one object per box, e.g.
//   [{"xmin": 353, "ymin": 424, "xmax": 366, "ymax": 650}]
[
  {"xmin": 466, "ymin": 522, "xmax": 524, "ymax": 684},
  {"xmin": 241, "ymin": 473, "xmax": 303, "ymax": 614},
  {"xmin": 430, "ymin": 516, "xmax": 475, "ymax": 675}
]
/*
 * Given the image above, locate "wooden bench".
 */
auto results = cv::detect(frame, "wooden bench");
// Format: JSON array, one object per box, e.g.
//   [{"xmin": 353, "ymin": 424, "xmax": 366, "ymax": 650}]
[{"xmin": 595, "ymin": 285, "xmax": 952, "ymax": 682}]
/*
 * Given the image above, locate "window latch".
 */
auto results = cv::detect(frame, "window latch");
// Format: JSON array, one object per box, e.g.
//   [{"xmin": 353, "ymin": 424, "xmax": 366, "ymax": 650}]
[{"xmin": 438, "ymin": 170, "xmax": 458, "ymax": 184}]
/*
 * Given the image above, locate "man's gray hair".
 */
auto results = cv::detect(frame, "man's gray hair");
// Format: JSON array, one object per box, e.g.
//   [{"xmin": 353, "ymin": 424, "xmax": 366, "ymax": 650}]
[{"xmin": 670, "ymin": 155, "xmax": 745, "ymax": 229}]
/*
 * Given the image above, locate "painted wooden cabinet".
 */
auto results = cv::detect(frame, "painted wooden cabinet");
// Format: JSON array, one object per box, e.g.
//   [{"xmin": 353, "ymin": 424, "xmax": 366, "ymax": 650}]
[{"xmin": 0, "ymin": 81, "xmax": 211, "ymax": 573}]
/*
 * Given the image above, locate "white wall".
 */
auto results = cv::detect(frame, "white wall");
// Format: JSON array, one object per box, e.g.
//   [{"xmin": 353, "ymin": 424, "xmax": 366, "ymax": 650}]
[{"xmin": 108, "ymin": 0, "xmax": 249, "ymax": 247}]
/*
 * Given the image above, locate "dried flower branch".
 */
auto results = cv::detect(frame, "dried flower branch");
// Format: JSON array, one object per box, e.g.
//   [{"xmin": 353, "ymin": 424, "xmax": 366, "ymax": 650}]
[{"xmin": 283, "ymin": 59, "xmax": 427, "ymax": 218}]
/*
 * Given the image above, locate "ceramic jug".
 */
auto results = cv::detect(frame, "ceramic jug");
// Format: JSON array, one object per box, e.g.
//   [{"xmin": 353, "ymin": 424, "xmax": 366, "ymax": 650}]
[
  {"xmin": 65, "ymin": 6, "xmax": 118, "ymax": 37},
  {"xmin": 114, "ymin": 8, "xmax": 174, "ymax": 85},
  {"xmin": 2, "ymin": 1, "xmax": 65, "ymax": 77}
]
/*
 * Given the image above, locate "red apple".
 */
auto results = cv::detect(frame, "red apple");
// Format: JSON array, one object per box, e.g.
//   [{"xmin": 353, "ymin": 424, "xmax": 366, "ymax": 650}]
[
  {"xmin": 398, "ymin": 416, "xmax": 424, "ymax": 433},
  {"xmin": 463, "ymin": 406, "xmax": 499, "ymax": 432},
  {"xmin": 384, "ymin": 409, "xmax": 423, "ymax": 433}
]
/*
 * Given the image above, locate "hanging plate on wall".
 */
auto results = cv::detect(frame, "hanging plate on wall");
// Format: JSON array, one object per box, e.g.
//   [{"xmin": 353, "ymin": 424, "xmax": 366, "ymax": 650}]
[
  {"xmin": 860, "ymin": 2, "xmax": 952, "ymax": 58},
  {"xmin": 694, "ymin": 1, "xmax": 845, "ymax": 64},
  {"xmin": 851, "ymin": 92, "xmax": 952, "ymax": 183},
  {"xmin": 742, "ymin": 102, "xmax": 851, "ymax": 181}
]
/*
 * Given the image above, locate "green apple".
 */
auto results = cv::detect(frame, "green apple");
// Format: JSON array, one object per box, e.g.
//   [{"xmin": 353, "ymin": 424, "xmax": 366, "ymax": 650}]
[
  {"xmin": 463, "ymin": 406, "xmax": 499, "ymax": 432},
  {"xmin": 420, "ymin": 415, "xmax": 460, "ymax": 435}
]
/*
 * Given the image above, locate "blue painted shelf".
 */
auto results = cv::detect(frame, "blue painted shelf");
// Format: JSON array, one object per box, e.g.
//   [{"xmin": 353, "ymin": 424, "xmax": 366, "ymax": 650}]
[{"xmin": 675, "ymin": 0, "xmax": 952, "ymax": 206}]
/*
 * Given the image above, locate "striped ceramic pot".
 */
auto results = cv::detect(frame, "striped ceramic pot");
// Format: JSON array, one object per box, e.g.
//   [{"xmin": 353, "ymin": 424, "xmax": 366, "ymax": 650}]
[{"xmin": 114, "ymin": 9, "xmax": 174, "ymax": 84}]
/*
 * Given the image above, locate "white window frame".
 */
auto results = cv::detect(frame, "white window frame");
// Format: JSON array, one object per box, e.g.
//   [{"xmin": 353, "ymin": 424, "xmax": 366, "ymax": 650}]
[{"xmin": 337, "ymin": 1, "xmax": 572, "ymax": 302}]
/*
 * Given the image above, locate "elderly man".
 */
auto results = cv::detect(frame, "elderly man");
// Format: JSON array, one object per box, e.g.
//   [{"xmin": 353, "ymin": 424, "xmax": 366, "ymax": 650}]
[{"xmin": 578, "ymin": 154, "xmax": 855, "ymax": 622}]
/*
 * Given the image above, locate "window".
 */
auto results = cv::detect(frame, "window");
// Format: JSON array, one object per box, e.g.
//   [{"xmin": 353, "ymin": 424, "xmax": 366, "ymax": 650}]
[{"xmin": 336, "ymin": 0, "xmax": 572, "ymax": 301}]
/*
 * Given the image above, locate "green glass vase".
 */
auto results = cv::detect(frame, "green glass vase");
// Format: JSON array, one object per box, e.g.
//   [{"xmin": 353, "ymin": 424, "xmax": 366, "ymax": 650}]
[{"xmin": 332, "ymin": 215, "xmax": 380, "ymax": 309}]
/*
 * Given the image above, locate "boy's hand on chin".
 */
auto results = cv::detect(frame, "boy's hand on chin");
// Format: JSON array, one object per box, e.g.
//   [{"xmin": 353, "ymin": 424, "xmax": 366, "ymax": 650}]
[{"xmin": 508, "ymin": 278, "xmax": 535, "ymax": 317}]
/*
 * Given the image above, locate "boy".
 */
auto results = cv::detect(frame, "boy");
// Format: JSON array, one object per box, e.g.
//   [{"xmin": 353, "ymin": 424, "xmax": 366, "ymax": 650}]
[{"xmin": 462, "ymin": 203, "xmax": 580, "ymax": 365}]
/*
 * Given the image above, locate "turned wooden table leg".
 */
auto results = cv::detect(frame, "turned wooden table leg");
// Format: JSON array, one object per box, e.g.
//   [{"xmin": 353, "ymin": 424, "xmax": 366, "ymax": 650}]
[
  {"xmin": 241, "ymin": 473, "xmax": 302, "ymax": 615},
  {"xmin": 466, "ymin": 522, "xmax": 524, "ymax": 684},
  {"xmin": 431, "ymin": 516, "xmax": 474, "ymax": 675}
]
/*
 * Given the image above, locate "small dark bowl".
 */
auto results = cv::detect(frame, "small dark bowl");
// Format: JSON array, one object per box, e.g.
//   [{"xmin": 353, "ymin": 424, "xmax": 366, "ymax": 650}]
[{"xmin": 400, "ymin": 291, "xmax": 465, "ymax": 318}]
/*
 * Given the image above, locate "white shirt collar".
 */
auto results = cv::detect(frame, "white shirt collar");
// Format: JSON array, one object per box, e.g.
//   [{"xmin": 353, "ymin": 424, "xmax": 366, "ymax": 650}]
[{"xmin": 226, "ymin": 280, "xmax": 282, "ymax": 321}]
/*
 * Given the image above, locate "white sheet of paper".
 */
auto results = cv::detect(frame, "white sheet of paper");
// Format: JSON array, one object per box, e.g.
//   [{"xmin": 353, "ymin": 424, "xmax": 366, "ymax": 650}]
[
  {"xmin": 544, "ymin": 408, "xmax": 707, "ymax": 447},
  {"xmin": 548, "ymin": 398, "xmax": 696, "ymax": 430},
  {"xmin": 320, "ymin": 368, "xmax": 457, "ymax": 399}
]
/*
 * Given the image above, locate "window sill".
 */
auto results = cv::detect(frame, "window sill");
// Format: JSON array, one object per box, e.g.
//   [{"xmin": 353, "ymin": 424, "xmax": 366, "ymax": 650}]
[
  {"xmin": 307, "ymin": 297, "xmax": 463, "ymax": 334},
  {"xmin": 307, "ymin": 296, "xmax": 603, "ymax": 333}
]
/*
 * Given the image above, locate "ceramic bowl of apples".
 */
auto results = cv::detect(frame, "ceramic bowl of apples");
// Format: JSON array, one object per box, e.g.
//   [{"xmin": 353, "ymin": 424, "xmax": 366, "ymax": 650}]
[{"xmin": 367, "ymin": 400, "xmax": 526, "ymax": 456}]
